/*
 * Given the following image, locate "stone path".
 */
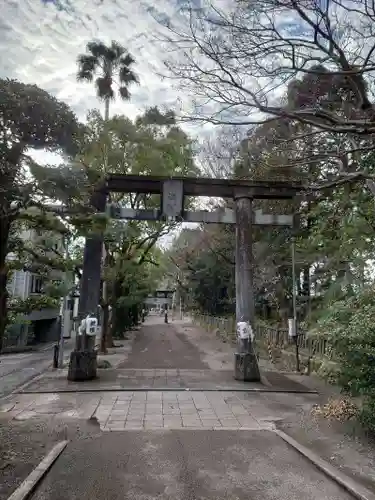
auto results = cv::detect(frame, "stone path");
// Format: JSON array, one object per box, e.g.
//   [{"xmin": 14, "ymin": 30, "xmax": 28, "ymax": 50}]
[
  {"xmin": 118, "ymin": 320, "xmax": 210, "ymax": 369},
  {"xmin": 0, "ymin": 316, "xmax": 318, "ymax": 432},
  {"xmin": 19, "ymin": 367, "xmax": 313, "ymax": 393},
  {"xmin": 0, "ymin": 316, "xmax": 360, "ymax": 500},
  {"xmin": 0, "ymin": 388, "xmax": 317, "ymax": 432}
]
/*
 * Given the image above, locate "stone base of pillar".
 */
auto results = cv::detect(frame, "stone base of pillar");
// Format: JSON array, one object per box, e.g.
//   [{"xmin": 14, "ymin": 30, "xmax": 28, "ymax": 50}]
[
  {"xmin": 234, "ymin": 352, "xmax": 260, "ymax": 382},
  {"xmin": 67, "ymin": 350, "xmax": 98, "ymax": 381}
]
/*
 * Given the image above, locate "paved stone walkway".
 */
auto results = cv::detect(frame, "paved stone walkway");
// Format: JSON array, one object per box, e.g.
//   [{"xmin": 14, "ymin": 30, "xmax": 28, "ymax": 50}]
[
  {"xmin": 0, "ymin": 316, "xmax": 318, "ymax": 431},
  {"xmin": 96, "ymin": 391, "xmax": 272, "ymax": 431},
  {"xmin": 0, "ymin": 390, "xmax": 282, "ymax": 430}
]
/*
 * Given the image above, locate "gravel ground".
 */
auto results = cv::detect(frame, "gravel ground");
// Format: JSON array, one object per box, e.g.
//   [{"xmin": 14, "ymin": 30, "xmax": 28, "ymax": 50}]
[
  {"xmin": 0, "ymin": 414, "xmax": 101, "ymax": 500},
  {"xmin": 185, "ymin": 318, "xmax": 375, "ymax": 493},
  {"xmin": 278, "ymin": 405, "xmax": 375, "ymax": 493}
]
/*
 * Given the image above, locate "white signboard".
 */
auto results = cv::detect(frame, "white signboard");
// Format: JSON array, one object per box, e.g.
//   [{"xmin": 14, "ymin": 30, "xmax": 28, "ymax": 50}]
[{"xmin": 288, "ymin": 318, "xmax": 297, "ymax": 338}]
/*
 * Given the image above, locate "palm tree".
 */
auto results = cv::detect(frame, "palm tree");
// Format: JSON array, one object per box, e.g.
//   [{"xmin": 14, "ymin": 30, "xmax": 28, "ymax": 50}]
[
  {"xmin": 77, "ymin": 40, "xmax": 139, "ymax": 120},
  {"xmin": 76, "ymin": 41, "xmax": 138, "ymax": 353}
]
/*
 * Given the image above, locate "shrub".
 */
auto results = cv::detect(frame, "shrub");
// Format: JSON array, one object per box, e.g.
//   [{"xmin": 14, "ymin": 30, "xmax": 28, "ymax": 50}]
[{"xmin": 316, "ymin": 287, "xmax": 375, "ymax": 431}]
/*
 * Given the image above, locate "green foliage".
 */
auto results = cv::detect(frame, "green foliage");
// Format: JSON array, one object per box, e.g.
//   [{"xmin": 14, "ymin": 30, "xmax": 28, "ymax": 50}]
[
  {"xmin": 109, "ymin": 253, "xmax": 160, "ymax": 337},
  {"xmin": 190, "ymin": 251, "xmax": 235, "ymax": 315},
  {"xmin": 8, "ymin": 295, "xmax": 60, "ymax": 316},
  {"xmin": 302, "ymin": 183, "xmax": 375, "ymax": 303},
  {"xmin": 161, "ymin": 226, "xmax": 235, "ymax": 315},
  {"xmin": 77, "ymin": 40, "xmax": 138, "ymax": 113},
  {"xmin": 73, "ymin": 107, "xmax": 199, "ymax": 339},
  {"xmin": 315, "ymin": 287, "xmax": 375, "ymax": 431},
  {"xmin": 0, "ymin": 78, "xmax": 80, "ymax": 158},
  {"xmin": 359, "ymin": 398, "xmax": 375, "ymax": 433},
  {"xmin": 0, "ymin": 78, "xmax": 81, "ymax": 347}
]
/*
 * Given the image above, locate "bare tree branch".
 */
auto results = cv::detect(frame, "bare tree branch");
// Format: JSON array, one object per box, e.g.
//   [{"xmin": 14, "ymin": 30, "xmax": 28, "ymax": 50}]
[{"xmin": 158, "ymin": 0, "xmax": 375, "ymax": 136}]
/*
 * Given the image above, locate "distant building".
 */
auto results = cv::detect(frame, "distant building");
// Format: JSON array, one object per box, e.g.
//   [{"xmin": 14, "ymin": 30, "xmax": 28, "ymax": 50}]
[{"xmin": 5, "ymin": 228, "xmax": 68, "ymax": 351}]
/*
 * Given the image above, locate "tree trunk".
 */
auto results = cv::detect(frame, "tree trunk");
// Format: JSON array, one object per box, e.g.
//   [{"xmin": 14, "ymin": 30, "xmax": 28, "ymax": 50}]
[
  {"xmin": 0, "ymin": 216, "xmax": 11, "ymax": 351},
  {"xmin": 106, "ymin": 324, "xmax": 114, "ymax": 347},
  {"xmin": 302, "ymin": 267, "xmax": 310, "ymax": 296},
  {"xmin": 99, "ymin": 97, "xmax": 110, "ymax": 349},
  {"xmin": 99, "ymin": 245, "xmax": 111, "ymax": 352},
  {"xmin": 104, "ymin": 98, "xmax": 110, "ymax": 121},
  {"xmin": 100, "ymin": 301, "xmax": 109, "ymax": 353},
  {"xmin": 0, "ymin": 146, "xmax": 23, "ymax": 351},
  {"xmin": 77, "ymin": 189, "xmax": 107, "ymax": 350}
]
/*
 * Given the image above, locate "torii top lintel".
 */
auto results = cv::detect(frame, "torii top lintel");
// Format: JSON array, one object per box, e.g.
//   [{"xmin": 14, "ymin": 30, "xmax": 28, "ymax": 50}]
[{"xmin": 105, "ymin": 174, "xmax": 302, "ymax": 200}]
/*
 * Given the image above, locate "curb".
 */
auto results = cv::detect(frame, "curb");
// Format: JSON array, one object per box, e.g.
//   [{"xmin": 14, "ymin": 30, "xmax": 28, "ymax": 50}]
[
  {"xmin": 275, "ymin": 429, "xmax": 375, "ymax": 500},
  {"xmin": 6, "ymin": 440, "xmax": 68, "ymax": 500},
  {"xmin": 19, "ymin": 386, "xmax": 318, "ymax": 394}
]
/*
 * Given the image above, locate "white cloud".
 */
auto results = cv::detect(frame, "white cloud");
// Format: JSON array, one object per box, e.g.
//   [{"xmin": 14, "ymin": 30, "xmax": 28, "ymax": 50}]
[{"xmin": 0, "ymin": 0, "xmax": 193, "ymax": 123}]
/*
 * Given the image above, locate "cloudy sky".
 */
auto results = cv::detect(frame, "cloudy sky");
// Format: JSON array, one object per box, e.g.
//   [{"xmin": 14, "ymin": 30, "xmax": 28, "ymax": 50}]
[
  {"xmin": 1, "ymin": 0, "xmax": 211, "ymax": 139},
  {"xmin": 0, "ymin": 0, "xmax": 216, "ymax": 244}
]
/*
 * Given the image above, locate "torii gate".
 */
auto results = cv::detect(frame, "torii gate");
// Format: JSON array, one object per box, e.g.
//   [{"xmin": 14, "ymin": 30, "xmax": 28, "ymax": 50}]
[{"xmin": 69, "ymin": 175, "xmax": 300, "ymax": 383}]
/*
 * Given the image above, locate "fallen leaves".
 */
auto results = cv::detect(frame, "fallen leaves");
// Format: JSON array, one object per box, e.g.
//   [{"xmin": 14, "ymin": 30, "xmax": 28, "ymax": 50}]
[{"xmin": 311, "ymin": 397, "xmax": 359, "ymax": 422}]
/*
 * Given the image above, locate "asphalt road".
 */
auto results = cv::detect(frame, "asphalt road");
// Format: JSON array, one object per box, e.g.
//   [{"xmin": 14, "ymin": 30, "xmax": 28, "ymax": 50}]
[
  {"xmin": 0, "ymin": 341, "xmax": 72, "ymax": 400},
  {"xmin": 31, "ymin": 429, "xmax": 354, "ymax": 500}
]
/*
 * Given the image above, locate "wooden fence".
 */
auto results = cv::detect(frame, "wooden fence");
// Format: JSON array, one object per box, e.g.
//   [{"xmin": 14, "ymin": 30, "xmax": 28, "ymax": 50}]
[{"xmin": 192, "ymin": 313, "xmax": 330, "ymax": 360}]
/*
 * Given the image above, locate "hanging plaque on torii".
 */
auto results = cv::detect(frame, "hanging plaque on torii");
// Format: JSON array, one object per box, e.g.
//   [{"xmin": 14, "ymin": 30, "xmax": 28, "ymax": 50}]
[{"xmin": 106, "ymin": 175, "xmax": 296, "ymax": 227}]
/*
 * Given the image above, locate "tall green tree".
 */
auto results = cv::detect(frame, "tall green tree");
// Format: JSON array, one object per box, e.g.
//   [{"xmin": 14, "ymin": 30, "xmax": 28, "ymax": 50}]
[
  {"xmin": 77, "ymin": 40, "xmax": 139, "ymax": 120},
  {"xmin": 0, "ymin": 78, "xmax": 80, "ymax": 349},
  {"xmin": 74, "ymin": 108, "xmax": 198, "ymax": 349}
]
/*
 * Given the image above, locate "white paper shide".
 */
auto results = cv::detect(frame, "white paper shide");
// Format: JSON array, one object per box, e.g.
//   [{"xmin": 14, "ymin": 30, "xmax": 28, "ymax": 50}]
[
  {"xmin": 79, "ymin": 315, "xmax": 98, "ymax": 336},
  {"xmin": 236, "ymin": 321, "xmax": 254, "ymax": 341}
]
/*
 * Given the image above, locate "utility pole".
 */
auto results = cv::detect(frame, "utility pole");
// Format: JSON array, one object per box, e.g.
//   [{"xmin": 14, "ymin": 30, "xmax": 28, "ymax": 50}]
[
  {"xmin": 58, "ymin": 294, "xmax": 70, "ymax": 368},
  {"xmin": 58, "ymin": 236, "xmax": 71, "ymax": 368},
  {"xmin": 291, "ymin": 235, "xmax": 300, "ymax": 372},
  {"xmin": 234, "ymin": 195, "xmax": 260, "ymax": 382},
  {"xmin": 164, "ymin": 302, "xmax": 168, "ymax": 324},
  {"xmin": 291, "ymin": 236, "xmax": 297, "ymax": 337}
]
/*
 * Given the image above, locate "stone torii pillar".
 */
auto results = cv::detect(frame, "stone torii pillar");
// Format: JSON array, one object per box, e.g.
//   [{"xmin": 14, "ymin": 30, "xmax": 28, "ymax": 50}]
[
  {"xmin": 234, "ymin": 193, "xmax": 260, "ymax": 381},
  {"xmin": 67, "ymin": 188, "xmax": 107, "ymax": 382}
]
